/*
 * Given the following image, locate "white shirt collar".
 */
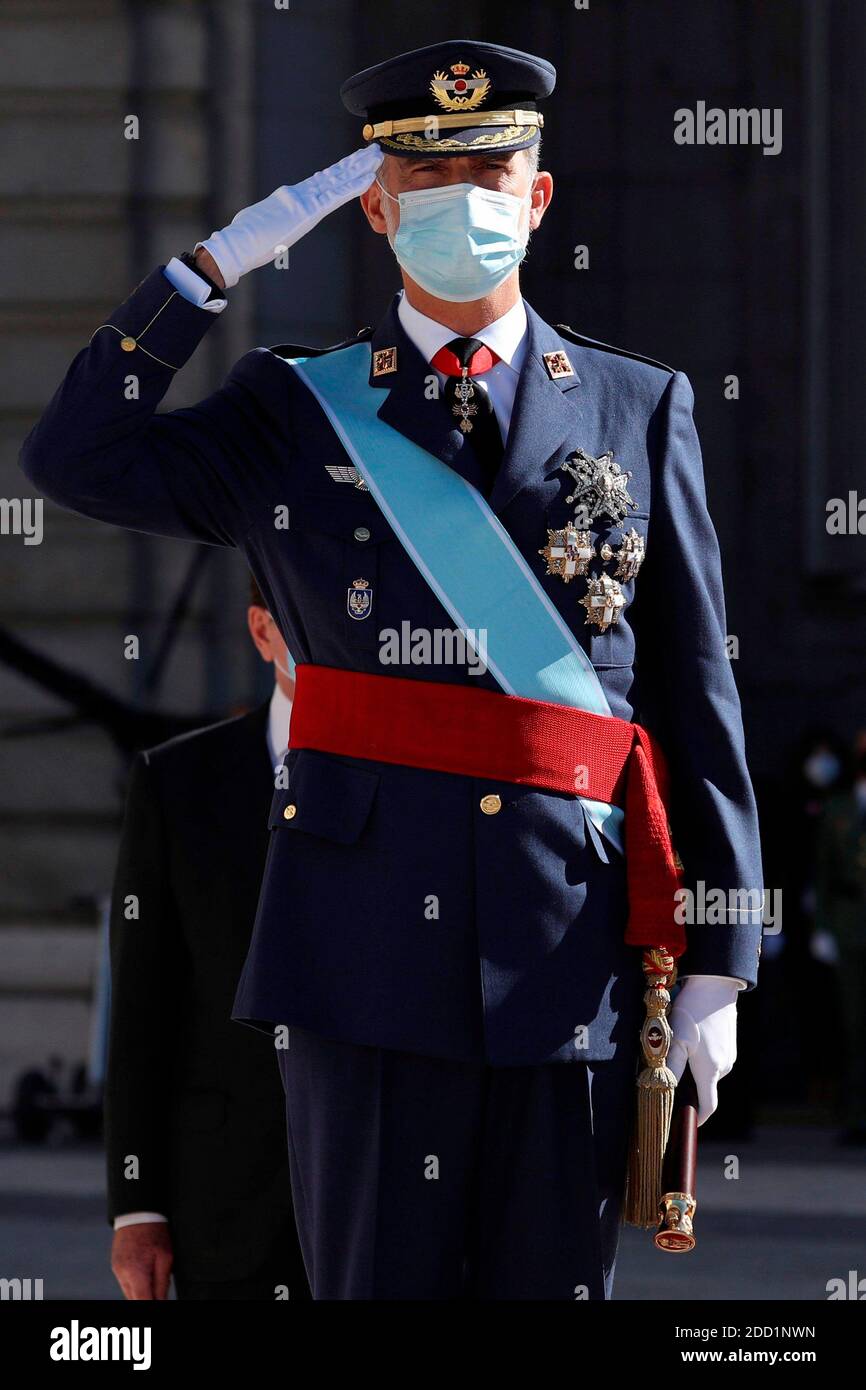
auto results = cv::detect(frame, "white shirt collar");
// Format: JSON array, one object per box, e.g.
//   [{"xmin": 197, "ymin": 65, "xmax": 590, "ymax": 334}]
[
  {"xmin": 397, "ymin": 292, "xmax": 528, "ymax": 373},
  {"xmin": 267, "ymin": 681, "xmax": 293, "ymax": 771}
]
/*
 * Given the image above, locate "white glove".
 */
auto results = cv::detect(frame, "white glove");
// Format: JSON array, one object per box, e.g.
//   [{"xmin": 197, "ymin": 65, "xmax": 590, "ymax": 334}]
[
  {"xmin": 197, "ymin": 144, "xmax": 383, "ymax": 288},
  {"xmin": 668, "ymin": 975, "xmax": 742, "ymax": 1125}
]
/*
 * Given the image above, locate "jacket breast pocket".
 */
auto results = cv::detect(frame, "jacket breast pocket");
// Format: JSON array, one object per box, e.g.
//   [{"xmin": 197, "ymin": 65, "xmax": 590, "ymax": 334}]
[
  {"xmin": 289, "ymin": 494, "xmax": 391, "ymax": 653},
  {"xmin": 268, "ymin": 750, "xmax": 379, "ymax": 845}
]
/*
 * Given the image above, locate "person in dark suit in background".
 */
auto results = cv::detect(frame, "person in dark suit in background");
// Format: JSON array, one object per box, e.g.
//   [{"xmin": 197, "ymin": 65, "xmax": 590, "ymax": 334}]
[
  {"xmin": 105, "ymin": 578, "xmax": 310, "ymax": 1301},
  {"xmin": 815, "ymin": 746, "xmax": 866, "ymax": 1144}
]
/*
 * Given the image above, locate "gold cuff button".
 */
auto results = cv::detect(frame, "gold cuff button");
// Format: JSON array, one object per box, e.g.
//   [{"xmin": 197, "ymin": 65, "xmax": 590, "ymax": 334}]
[
  {"xmin": 480, "ymin": 793, "xmax": 502, "ymax": 816},
  {"xmin": 120, "ymin": 336, "xmax": 137, "ymax": 352},
  {"xmin": 283, "ymin": 804, "xmax": 297, "ymax": 820}
]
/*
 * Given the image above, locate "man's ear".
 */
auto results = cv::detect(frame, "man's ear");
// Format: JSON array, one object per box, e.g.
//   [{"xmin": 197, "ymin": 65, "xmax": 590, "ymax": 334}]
[
  {"xmin": 529, "ymin": 171, "xmax": 553, "ymax": 232},
  {"xmin": 360, "ymin": 173, "xmax": 389, "ymax": 235},
  {"xmin": 247, "ymin": 605, "xmax": 273, "ymax": 662}
]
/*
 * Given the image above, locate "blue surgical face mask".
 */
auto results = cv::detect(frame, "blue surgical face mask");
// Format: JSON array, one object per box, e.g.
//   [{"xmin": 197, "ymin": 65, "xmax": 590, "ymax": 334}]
[{"xmin": 377, "ymin": 179, "xmax": 531, "ymax": 303}]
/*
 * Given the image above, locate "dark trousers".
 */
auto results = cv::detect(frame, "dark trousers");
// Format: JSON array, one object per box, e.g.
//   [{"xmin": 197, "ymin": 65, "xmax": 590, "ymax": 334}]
[
  {"xmin": 173, "ymin": 1228, "xmax": 311, "ymax": 1301},
  {"xmin": 278, "ymin": 1027, "xmax": 636, "ymax": 1301}
]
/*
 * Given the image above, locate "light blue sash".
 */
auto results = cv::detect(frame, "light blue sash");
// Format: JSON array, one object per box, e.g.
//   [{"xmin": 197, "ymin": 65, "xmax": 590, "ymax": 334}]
[{"xmin": 287, "ymin": 343, "xmax": 623, "ymax": 853}]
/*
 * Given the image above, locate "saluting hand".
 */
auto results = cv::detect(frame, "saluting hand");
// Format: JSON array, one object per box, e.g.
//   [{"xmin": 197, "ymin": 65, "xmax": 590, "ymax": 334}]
[{"xmin": 194, "ymin": 144, "xmax": 383, "ymax": 289}]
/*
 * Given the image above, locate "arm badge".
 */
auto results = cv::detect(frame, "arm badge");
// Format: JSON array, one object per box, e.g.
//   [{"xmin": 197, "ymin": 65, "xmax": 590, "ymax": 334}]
[{"xmin": 347, "ymin": 577, "xmax": 373, "ymax": 620}]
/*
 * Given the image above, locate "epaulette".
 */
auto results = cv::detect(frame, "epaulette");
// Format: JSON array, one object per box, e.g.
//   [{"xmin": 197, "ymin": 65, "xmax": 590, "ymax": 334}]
[
  {"xmin": 269, "ymin": 326, "xmax": 373, "ymax": 360},
  {"xmin": 554, "ymin": 323, "xmax": 675, "ymax": 375}
]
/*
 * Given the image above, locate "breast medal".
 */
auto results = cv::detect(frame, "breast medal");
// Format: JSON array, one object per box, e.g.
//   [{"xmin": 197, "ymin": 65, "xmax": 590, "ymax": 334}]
[
  {"xmin": 561, "ymin": 447, "xmax": 637, "ymax": 527},
  {"xmin": 579, "ymin": 573, "xmax": 626, "ymax": 632},
  {"xmin": 539, "ymin": 447, "xmax": 644, "ymax": 633},
  {"xmin": 609, "ymin": 527, "xmax": 645, "ymax": 583},
  {"xmin": 538, "ymin": 525, "xmax": 593, "ymax": 582}
]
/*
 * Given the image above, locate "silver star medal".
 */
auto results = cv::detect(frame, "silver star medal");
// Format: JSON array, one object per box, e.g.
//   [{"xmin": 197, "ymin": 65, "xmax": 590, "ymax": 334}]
[{"xmin": 561, "ymin": 447, "xmax": 637, "ymax": 528}]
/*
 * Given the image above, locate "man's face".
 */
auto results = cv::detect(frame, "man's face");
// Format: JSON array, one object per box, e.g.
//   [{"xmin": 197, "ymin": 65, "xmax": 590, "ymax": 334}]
[
  {"xmin": 386, "ymin": 150, "xmax": 533, "ymax": 197},
  {"xmin": 362, "ymin": 148, "xmax": 552, "ymax": 245}
]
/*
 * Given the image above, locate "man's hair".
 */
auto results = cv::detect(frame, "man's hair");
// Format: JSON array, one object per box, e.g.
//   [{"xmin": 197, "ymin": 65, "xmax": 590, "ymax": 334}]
[
  {"xmin": 249, "ymin": 573, "xmax": 266, "ymax": 610},
  {"xmin": 525, "ymin": 139, "xmax": 541, "ymax": 178}
]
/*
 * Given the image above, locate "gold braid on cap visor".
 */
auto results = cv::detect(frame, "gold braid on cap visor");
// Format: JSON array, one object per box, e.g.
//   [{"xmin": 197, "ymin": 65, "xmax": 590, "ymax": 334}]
[
  {"xmin": 376, "ymin": 124, "xmax": 540, "ymax": 153},
  {"xmin": 362, "ymin": 108, "xmax": 543, "ymax": 140}
]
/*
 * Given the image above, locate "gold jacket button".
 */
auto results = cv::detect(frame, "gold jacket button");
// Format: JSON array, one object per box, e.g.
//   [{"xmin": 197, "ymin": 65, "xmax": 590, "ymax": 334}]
[
  {"xmin": 283, "ymin": 804, "xmax": 297, "ymax": 820},
  {"xmin": 120, "ymin": 336, "xmax": 137, "ymax": 351},
  {"xmin": 480, "ymin": 793, "xmax": 502, "ymax": 816}
]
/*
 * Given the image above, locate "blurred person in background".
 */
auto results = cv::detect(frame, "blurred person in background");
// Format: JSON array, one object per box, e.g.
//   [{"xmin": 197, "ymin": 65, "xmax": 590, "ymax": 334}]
[
  {"xmin": 783, "ymin": 728, "xmax": 849, "ymax": 1108},
  {"xmin": 815, "ymin": 743, "xmax": 866, "ymax": 1145},
  {"xmin": 105, "ymin": 578, "xmax": 310, "ymax": 1301}
]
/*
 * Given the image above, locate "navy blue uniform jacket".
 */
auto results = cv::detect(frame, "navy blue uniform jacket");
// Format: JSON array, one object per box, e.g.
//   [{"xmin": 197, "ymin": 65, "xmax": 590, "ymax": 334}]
[{"xmin": 20, "ymin": 268, "xmax": 763, "ymax": 1066}]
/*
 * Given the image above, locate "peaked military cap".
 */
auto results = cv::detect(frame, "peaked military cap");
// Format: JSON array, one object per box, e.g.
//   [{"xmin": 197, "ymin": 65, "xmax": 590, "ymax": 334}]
[{"xmin": 340, "ymin": 39, "xmax": 555, "ymax": 158}]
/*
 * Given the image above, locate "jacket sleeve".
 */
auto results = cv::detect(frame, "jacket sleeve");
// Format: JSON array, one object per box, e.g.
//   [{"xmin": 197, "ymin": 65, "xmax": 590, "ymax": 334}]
[
  {"xmin": 19, "ymin": 267, "xmax": 268, "ymax": 546},
  {"xmin": 104, "ymin": 752, "xmax": 185, "ymax": 1224},
  {"xmin": 633, "ymin": 370, "xmax": 764, "ymax": 987}
]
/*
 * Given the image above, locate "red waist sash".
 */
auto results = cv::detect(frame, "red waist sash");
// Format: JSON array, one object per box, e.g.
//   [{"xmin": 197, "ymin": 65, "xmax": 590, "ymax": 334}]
[{"xmin": 289, "ymin": 664, "xmax": 686, "ymax": 955}]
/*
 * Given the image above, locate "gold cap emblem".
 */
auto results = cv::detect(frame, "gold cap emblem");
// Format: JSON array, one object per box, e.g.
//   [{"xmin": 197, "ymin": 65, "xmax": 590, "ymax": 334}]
[{"xmin": 430, "ymin": 65, "xmax": 491, "ymax": 112}]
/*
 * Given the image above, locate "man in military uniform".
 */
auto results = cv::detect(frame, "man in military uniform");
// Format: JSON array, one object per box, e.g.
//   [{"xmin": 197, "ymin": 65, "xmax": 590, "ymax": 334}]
[{"xmin": 20, "ymin": 40, "xmax": 762, "ymax": 1299}]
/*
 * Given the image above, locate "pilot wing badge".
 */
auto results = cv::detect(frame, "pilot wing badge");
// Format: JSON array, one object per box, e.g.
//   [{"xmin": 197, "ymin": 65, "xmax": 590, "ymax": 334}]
[{"xmin": 325, "ymin": 464, "xmax": 370, "ymax": 491}]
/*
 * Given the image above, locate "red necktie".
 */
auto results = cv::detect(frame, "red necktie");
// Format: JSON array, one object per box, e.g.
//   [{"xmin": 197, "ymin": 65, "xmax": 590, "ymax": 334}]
[{"xmin": 430, "ymin": 337, "xmax": 503, "ymax": 497}]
